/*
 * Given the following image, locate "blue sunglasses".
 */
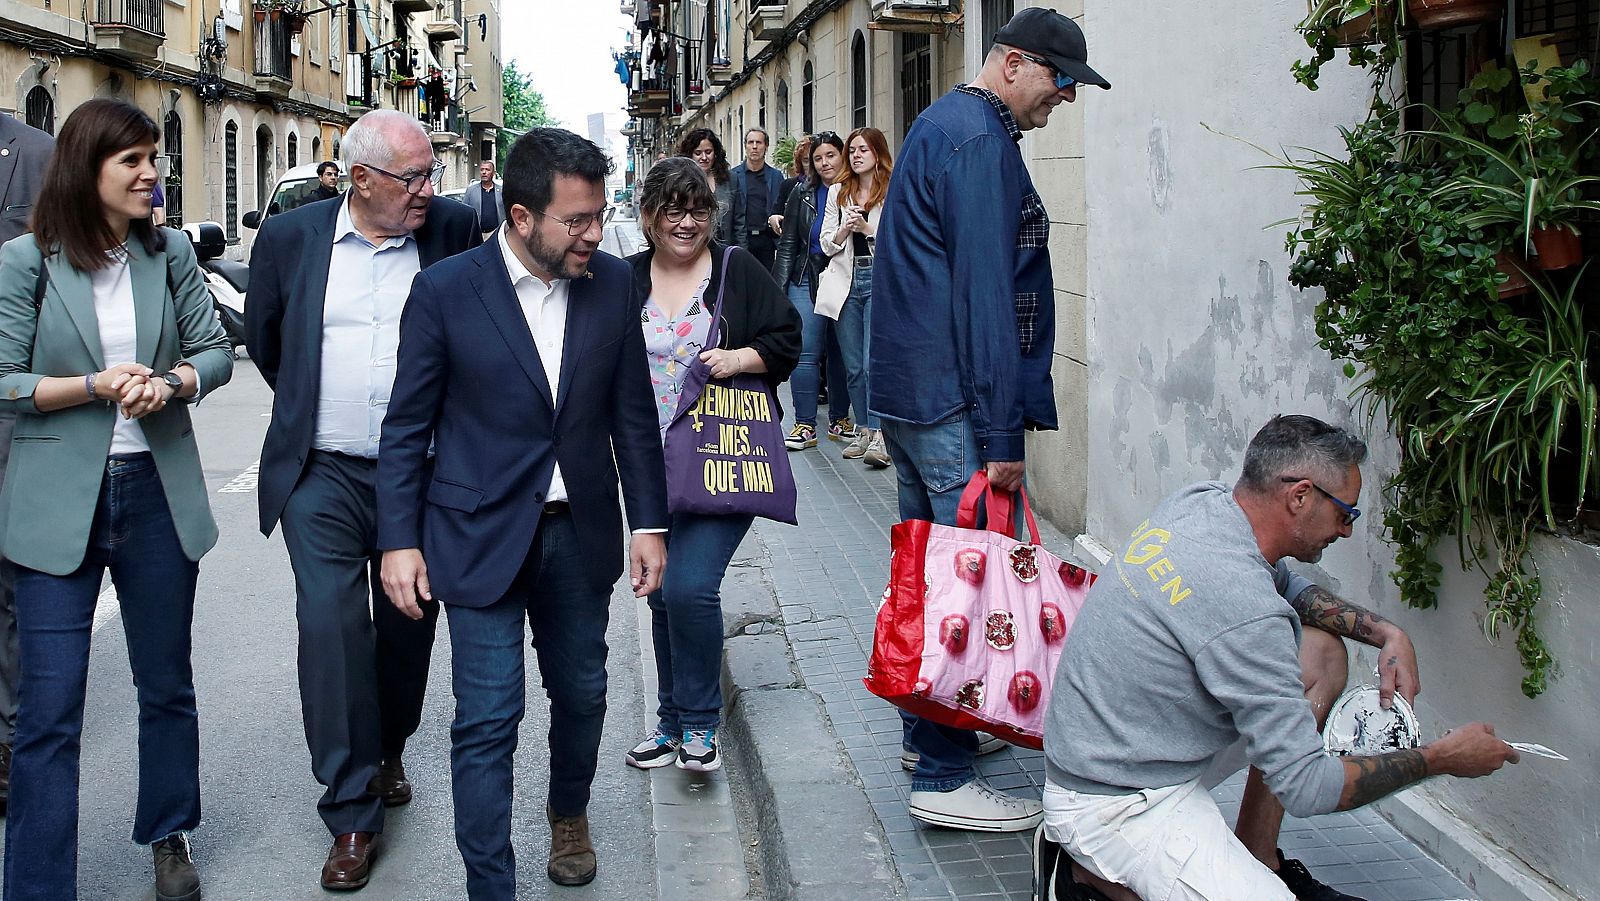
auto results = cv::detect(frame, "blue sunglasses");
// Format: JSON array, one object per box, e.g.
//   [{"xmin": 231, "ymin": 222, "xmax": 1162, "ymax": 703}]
[{"xmin": 1019, "ymin": 52, "xmax": 1077, "ymax": 90}]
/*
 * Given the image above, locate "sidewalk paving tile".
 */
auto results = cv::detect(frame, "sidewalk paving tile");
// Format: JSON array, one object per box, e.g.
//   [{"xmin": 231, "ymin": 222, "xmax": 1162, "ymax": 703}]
[{"xmin": 750, "ymin": 402, "xmax": 1480, "ymax": 901}]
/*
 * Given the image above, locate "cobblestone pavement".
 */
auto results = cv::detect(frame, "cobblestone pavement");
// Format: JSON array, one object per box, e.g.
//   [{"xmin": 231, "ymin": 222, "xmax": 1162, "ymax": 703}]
[{"xmin": 751, "ymin": 424, "xmax": 1479, "ymax": 901}]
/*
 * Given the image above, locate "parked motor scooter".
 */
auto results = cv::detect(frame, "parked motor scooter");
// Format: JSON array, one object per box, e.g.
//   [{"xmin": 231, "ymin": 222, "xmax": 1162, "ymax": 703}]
[{"xmin": 180, "ymin": 221, "xmax": 248, "ymax": 352}]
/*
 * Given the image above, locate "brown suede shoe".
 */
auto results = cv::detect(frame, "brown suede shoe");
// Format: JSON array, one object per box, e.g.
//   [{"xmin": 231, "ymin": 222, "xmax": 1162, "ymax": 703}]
[
  {"xmin": 546, "ymin": 806, "xmax": 596, "ymax": 886},
  {"xmin": 367, "ymin": 758, "xmax": 412, "ymax": 807},
  {"xmin": 153, "ymin": 833, "xmax": 201, "ymax": 901},
  {"xmin": 320, "ymin": 832, "xmax": 377, "ymax": 891}
]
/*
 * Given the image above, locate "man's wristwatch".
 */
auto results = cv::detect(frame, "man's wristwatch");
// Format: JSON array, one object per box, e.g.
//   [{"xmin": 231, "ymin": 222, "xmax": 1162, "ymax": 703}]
[{"xmin": 160, "ymin": 371, "xmax": 184, "ymax": 395}]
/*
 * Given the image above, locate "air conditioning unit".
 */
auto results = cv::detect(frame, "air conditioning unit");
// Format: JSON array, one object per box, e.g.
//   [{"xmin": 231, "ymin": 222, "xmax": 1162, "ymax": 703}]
[
  {"xmin": 870, "ymin": 0, "xmax": 955, "ymax": 32},
  {"xmin": 881, "ymin": 0, "xmax": 953, "ymax": 9}
]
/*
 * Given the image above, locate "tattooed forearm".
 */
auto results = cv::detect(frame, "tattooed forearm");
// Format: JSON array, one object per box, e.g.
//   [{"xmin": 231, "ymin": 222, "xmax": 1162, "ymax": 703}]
[
  {"xmin": 1338, "ymin": 749, "xmax": 1430, "ymax": 810},
  {"xmin": 1291, "ymin": 585, "xmax": 1392, "ymax": 642}
]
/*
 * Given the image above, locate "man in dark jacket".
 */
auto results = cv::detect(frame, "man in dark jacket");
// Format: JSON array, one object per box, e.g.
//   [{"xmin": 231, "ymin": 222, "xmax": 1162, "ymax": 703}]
[
  {"xmin": 0, "ymin": 112, "xmax": 53, "ymax": 817},
  {"xmin": 727, "ymin": 128, "xmax": 784, "ymax": 270},
  {"xmin": 870, "ymin": 8, "xmax": 1109, "ymax": 833}
]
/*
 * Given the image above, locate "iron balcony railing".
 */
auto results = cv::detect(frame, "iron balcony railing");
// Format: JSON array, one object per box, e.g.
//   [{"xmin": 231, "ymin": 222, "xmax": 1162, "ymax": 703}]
[{"xmin": 95, "ymin": 0, "xmax": 164, "ymax": 35}]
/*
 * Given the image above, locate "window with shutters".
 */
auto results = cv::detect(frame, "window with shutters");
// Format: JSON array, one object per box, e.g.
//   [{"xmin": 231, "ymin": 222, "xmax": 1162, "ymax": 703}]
[
  {"xmin": 225, "ymin": 121, "xmax": 239, "ymax": 241},
  {"xmin": 851, "ymin": 32, "xmax": 867, "ymax": 130},
  {"xmin": 900, "ymin": 32, "xmax": 931, "ymax": 138},
  {"xmin": 163, "ymin": 110, "xmax": 183, "ymax": 226},
  {"xmin": 25, "ymin": 86, "xmax": 53, "ymax": 135}
]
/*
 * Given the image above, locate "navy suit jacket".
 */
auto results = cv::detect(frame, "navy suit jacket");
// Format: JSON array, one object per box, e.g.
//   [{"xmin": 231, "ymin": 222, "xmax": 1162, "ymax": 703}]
[
  {"xmin": 245, "ymin": 194, "xmax": 482, "ymax": 535},
  {"xmin": 374, "ymin": 238, "xmax": 668, "ymax": 606}
]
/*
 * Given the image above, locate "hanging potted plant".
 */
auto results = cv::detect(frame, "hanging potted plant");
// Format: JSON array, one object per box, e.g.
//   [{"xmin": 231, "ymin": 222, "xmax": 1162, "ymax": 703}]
[
  {"xmin": 1407, "ymin": 0, "xmax": 1505, "ymax": 31},
  {"xmin": 1293, "ymin": 0, "xmax": 1402, "ymax": 89}
]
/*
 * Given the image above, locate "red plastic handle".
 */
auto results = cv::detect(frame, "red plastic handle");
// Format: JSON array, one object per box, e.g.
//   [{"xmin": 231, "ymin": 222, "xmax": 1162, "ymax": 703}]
[{"xmin": 955, "ymin": 471, "xmax": 1042, "ymax": 544}]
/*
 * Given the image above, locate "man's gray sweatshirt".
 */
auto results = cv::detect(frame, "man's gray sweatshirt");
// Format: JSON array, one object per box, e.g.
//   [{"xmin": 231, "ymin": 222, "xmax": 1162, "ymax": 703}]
[{"xmin": 1043, "ymin": 482, "xmax": 1346, "ymax": 819}]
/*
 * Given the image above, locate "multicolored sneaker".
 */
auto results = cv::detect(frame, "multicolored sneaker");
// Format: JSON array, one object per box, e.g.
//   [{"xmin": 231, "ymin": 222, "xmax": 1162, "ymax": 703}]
[
  {"xmin": 625, "ymin": 729, "xmax": 681, "ymax": 769},
  {"xmin": 842, "ymin": 430, "xmax": 872, "ymax": 460},
  {"xmin": 827, "ymin": 418, "xmax": 858, "ymax": 442},
  {"xmin": 785, "ymin": 423, "xmax": 818, "ymax": 451},
  {"xmin": 677, "ymin": 728, "xmax": 720, "ymax": 772}
]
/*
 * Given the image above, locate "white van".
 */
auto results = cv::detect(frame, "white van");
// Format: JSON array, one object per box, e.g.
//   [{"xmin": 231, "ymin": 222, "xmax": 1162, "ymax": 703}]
[{"xmin": 241, "ymin": 162, "xmax": 350, "ymax": 230}]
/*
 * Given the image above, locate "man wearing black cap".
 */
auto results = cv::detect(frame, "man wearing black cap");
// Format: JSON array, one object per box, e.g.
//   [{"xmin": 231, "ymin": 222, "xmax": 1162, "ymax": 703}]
[{"xmin": 870, "ymin": 7, "xmax": 1108, "ymax": 834}]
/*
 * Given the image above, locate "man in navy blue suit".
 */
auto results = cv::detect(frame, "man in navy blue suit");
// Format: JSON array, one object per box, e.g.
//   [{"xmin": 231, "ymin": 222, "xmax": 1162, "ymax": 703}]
[{"xmin": 376, "ymin": 127, "xmax": 668, "ymax": 899}]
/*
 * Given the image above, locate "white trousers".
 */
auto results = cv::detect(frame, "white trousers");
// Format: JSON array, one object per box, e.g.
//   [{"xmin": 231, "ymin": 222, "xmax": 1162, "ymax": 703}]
[{"xmin": 1041, "ymin": 777, "xmax": 1294, "ymax": 901}]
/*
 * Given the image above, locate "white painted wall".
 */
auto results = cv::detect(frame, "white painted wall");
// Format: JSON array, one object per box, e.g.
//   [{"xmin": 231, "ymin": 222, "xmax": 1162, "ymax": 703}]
[{"xmin": 1083, "ymin": 1, "xmax": 1598, "ymax": 896}]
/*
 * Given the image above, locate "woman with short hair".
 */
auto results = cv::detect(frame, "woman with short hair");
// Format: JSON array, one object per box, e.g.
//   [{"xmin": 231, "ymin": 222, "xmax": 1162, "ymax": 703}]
[{"xmin": 623, "ymin": 157, "xmax": 799, "ymax": 774}]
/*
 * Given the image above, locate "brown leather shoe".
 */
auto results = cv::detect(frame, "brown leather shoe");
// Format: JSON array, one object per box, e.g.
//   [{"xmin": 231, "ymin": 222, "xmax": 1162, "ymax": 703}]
[
  {"xmin": 320, "ymin": 832, "xmax": 377, "ymax": 891},
  {"xmin": 546, "ymin": 806, "xmax": 596, "ymax": 886},
  {"xmin": 367, "ymin": 758, "xmax": 412, "ymax": 807}
]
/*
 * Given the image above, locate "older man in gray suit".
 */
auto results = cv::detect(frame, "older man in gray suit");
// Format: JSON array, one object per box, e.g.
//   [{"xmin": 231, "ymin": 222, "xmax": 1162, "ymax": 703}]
[{"xmin": 0, "ymin": 111, "xmax": 53, "ymax": 817}]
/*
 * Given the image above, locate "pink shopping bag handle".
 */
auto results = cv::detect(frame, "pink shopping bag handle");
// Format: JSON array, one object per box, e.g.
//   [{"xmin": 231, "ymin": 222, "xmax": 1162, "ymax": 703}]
[{"xmin": 955, "ymin": 471, "xmax": 1042, "ymax": 544}]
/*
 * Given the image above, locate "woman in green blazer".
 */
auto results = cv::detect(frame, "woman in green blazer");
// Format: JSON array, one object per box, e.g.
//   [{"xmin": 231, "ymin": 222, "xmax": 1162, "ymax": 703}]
[{"xmin": 0, "ymin": 99, "xmax": 233, "ymax": 901}]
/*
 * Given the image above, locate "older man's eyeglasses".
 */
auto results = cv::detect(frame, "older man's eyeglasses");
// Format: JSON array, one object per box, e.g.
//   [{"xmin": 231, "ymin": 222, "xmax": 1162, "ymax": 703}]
[
  {"xmin": 661, "ymin": 207, "xmax": 712, "ymax": 224},
  {"xmin": 1280, "ymin": 476, "xmax": 1361, "ymax": 525},
  {"xmin": 363, "ymin": 160, "xmax": 447, "ymax": 195},
  {"xmin": 1018, "ymin": 53, "xmax": 1078, "ymax": 91},
  {"xmin": 539, "ymin": 205, "xmax": 616, "ymax": 236}
]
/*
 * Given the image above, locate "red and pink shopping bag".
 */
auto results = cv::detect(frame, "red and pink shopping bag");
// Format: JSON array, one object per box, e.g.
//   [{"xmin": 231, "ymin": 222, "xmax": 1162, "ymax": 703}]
[{"xmin": 864, "ymin": 472, "xmax": 1094, "ymax": 750}]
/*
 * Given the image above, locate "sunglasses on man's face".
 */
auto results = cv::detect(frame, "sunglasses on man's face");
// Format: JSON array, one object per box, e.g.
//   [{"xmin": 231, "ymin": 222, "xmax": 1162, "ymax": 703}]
[{"xmin": 1018, "ymin": 53, "xmax": 1077, "ymax": 91}]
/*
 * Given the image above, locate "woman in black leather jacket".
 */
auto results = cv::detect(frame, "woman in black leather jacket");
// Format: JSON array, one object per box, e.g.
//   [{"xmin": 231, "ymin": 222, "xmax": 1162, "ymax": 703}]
[{"xmin": 771, "ymin": 132, "xmax": 854, "ymax": 451}]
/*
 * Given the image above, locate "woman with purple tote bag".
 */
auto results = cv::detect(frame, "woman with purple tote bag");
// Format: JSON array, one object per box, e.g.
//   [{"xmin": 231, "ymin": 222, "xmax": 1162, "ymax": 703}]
[{"xmin": 623, "ymin": 158, "xmax": 801, "ymax": 775}]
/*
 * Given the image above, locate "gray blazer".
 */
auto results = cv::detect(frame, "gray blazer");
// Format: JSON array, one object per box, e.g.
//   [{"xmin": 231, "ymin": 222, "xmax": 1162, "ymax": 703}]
[
  {"xmin": 0, "ymin": 231, "xmax": 235, "ymax": 574},
  {"xmin": 462, "ymin": 179, "xmax": 505, "ymax": 230},
  {"xmin": 0, "ymin": 115, "xmax": 54, "ymax": 478}
]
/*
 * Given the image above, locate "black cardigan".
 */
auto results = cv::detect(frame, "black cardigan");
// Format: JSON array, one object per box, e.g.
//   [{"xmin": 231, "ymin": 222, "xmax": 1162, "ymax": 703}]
[{"xmin": 626, "ymin": 242, "xmax": 803, "ymax": 390}]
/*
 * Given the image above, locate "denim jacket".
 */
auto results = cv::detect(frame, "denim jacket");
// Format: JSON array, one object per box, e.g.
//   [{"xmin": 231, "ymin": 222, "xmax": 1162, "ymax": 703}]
[{"xmin": 870, "ymin": 87, "xmax": 1058, "ymax": 463}]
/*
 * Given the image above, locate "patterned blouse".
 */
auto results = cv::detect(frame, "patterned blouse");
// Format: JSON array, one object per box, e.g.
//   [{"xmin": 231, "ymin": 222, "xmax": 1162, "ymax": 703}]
[{"xmin": 643, "ymin": 277, "xmax": 714, "ymax": 437}]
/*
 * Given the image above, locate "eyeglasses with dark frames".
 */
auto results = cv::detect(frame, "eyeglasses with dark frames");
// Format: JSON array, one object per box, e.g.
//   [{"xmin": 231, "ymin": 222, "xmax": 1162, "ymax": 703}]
[
  {"xmin": 1018, "ymin": 52, "xmax": 1078, "ymax": 91},
  {"xmin": 661, "ymin": 207, "xmax": 713, "ymax": 224},
  {"xmin": 538, "ymin": 205, "xmax": 616, "ymax": 236},
  {"xmin": 811, "ymin": 131, "xmax": 841, "ymax": 145},
  {"xmin": 1280, "ymin": 476, "xmax": 1361, "ymax": 525},
  {"xmin": 362, "ymin": 159, "xmax": 446, "ymax": 195}
]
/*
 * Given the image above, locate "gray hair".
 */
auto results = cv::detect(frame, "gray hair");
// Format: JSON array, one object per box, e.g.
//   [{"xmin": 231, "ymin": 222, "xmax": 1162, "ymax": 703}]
[
  {"xmin": 341, "ymin": 110, "xmax": 429, "ymax": 170},
  {"xmin": 1238, "ymin": 415, "xmax": 1368, "ymax": 493}
]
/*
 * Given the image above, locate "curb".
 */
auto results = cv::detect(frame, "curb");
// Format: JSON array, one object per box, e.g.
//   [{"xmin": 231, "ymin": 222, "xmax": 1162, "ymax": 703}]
[{"xmin": 718, "ymin": 540, "xmax": 904, "ymax": 901}]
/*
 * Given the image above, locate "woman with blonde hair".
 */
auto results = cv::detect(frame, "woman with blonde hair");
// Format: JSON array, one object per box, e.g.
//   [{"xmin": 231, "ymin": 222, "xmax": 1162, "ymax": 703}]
[{"xmin": 815, "ymin": 126, "xmax": 893, "ymax": 468}]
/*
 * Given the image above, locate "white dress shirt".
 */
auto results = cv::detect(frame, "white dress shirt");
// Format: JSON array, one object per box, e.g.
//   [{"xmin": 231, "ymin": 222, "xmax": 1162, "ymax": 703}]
[
  {"xmin": 498, "ymin": 225, "xmax": 570, "ymax": 503},
  {"xmin": 313, "ymin": 197, "xmax": 421, "ymax": 458},
  {"xmin": 91, "ymin": 247, "xmax": 149, "ymax": 455}
]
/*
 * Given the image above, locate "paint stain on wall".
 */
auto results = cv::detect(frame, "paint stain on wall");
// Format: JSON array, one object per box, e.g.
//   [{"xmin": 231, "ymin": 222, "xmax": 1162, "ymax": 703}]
[{"xmin": 1148, "ymin": 120, "xmax": 1171, "ymax": 212}]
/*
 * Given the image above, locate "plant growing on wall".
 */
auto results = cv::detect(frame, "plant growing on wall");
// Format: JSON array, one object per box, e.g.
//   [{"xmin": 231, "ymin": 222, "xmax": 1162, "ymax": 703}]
[
  {"xmin": 1293, "ymin": 0, "xmax": 1403, "ymax": 90},
  {"xmin": 1274, "ymin": 57, "xmax": 1600, "ymax": 697}
]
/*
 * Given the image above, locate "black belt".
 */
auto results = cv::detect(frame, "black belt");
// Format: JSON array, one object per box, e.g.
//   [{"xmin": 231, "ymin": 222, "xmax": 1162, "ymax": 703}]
[{"xmin": 543, "ymin": 501, "xmax": 570, "ymax": 516}]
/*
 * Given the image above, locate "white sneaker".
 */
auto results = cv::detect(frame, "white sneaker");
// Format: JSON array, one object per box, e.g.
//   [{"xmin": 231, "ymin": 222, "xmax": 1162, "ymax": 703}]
[
  {"xmin": 908, "ymin": 779, "xmax": 1043, "ymax": 832},
  {"xmin": 900, "ymin": 730, "xmax": 1007, "ymax": 772}
]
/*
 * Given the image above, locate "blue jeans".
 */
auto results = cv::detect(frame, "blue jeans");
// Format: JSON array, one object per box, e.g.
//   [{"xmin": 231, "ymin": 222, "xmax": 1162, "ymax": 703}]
[
  {"xmin": 4, "ymin": 454, "xmax": 202, "ymax": 901},
  {"xmin": 834, "ymin": 260, "xmax": 880, "ymax": 430},
  {"xmin": 648, "ymin": 512, "xmax": 754, "ymax": 734},
  {"xmin": 443, "ymin": 510, "xmax": 611, "ymax": 901},
  {"xmin": 786, "ymin": 268, "xmax": 851, "ymax": 429},
  {"xmin": 879, "ymin": 415, "xmax": 983, "ymax": 792}
]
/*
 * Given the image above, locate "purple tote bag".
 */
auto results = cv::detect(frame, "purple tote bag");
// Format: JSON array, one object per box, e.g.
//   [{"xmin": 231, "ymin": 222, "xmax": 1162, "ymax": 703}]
[{"xmin": 661, "ymin": 247, "xmax": 799, "ymax": 524}]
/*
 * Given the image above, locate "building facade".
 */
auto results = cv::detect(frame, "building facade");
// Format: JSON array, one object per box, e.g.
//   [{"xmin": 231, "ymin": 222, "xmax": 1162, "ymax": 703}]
[
  {"xmin": 0, "ymin": 0, "xmax": 503, "ymax": 257},
  {"xmin": 620, "ymin": 0, "xmax": 1090, "ymax": 531}
]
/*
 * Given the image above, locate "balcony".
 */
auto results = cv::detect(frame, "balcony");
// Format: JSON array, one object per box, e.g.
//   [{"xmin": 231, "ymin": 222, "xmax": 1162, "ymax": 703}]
[
  {"xmin": 252, "ymin": 12, "xmax": 295, "ymax": 96},
  {"xmin": 92, "ymin": 0, "xmax": 165, "ymax": 59},
  {"xmin": 618, "ymin": 1, "xmax": 636, "ymax": 14},
  {"xmin": 751, "ymin": 0, "xmax": 785, "ymax": 41},
  {"xmin": 709, "ymin": 57, "xmax": 733, "ymax": 86},
  {"xmin": 424, "ymin": 15, "xmax": 462, "ymax": 41},
  {"xmin": 868, "ymin": 0, "xmax": 957, "ymax": 32},
  {"xmin": 392, "ymin": 0, "xmax": 432, "ymax": 12}
]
